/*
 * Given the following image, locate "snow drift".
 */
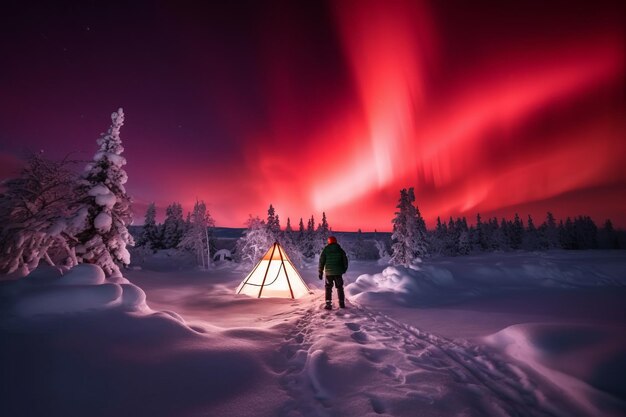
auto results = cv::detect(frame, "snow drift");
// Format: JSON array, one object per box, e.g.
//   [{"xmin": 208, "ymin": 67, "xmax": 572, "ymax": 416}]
[
  {"xmin": 346, "ymin": 251, "xmax": 626, "ymax": 306},
  {"xmin": 484, "ymin": 323, "xmax": 626, "ymax": 417},
  {"xmin": 0, "ymin": 264, "xmax": 147, "ymax": 317}
]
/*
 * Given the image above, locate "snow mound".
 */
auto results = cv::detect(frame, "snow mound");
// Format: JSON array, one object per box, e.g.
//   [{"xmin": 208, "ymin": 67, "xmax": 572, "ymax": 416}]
[
  {"xmin": 345, "ymin": 264, "xmax": 460, "ymax": 306},
  {"xmin": 0, "ymin": 264, "xmax": 148, "ymax": 317},
  {"xmin": 56, "ymin": 264, "xmax": 105, "ymax": 285}
]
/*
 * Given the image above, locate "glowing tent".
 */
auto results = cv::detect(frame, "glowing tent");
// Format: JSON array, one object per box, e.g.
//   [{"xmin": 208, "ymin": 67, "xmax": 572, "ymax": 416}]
[{"xmin": 236, "ymin": 242, "xmax": 311, "ymax": 299}]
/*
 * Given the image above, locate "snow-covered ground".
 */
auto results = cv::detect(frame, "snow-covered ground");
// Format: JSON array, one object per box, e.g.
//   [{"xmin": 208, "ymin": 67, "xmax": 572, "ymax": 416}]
[{"xmin": 1, "ymin": 251, "xmax": 625, "ymax": 417}]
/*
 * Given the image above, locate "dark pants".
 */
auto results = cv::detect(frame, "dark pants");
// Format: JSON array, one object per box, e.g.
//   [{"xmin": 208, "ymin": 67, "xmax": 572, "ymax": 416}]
[{"xmin": 325, "ymin": 275, "xmax": 344, "ymax": 303}]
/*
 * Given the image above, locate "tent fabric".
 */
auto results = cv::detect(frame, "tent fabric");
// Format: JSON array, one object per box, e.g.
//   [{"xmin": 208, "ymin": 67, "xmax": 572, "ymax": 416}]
[{"xmin": 236, "ymin": 242, "xmax": 311, "ymax": 299}]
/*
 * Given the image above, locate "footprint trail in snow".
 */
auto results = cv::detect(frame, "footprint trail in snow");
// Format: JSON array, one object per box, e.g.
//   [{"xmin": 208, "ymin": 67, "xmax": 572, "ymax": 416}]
[{"xmin": 274, "ymin": 297, "xmax": 583, "ymax": 417}]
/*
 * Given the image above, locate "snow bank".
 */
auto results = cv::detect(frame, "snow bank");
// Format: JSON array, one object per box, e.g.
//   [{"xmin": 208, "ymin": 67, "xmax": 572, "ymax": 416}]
[
  {"xmin": 0, "ymin": 264, "xmax": 148, "ymax": 317},
  {"xmin": 346, "ymin": 251, "xmax": 626, "ymax": 306},
  {"xmin": 484, "ymin": 323, "xmax": 626, "ymax": 417}
]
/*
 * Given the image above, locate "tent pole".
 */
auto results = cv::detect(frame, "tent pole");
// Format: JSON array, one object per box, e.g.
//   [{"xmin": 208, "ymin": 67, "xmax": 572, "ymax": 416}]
[
  {"xmin": 277, "ymin": 244, "xmax": 294, "ymax": 299},
  {"xmin": 257, "ymin": 243, "xmax": 276, "ymax": 298},
  {"xmin": 237, "ymin": 249, "xmax": 265, "ymax": 294}
]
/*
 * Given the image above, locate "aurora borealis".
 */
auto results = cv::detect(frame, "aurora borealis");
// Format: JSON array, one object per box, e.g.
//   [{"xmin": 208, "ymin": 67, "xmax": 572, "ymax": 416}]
[{"xmin": 1, "ymin": 0, "xmax": 624, "ymax": 230}]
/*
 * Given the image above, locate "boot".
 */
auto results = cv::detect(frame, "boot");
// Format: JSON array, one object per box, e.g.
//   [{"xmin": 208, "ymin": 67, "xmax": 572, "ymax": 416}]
[{"xmin": 324, "ymin": 301, "xmax": 332, "ymax": 310}]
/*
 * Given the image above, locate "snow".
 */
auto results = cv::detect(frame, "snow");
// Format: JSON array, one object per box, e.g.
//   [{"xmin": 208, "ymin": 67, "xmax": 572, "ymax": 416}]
[
  {"xmin": 484, "ymin": 323, "xmax": 626, "ymax": 417},
  {"xmin": 1, "ymin": 250, "xmax": 624, "ymax": 417},
  {"xmin": 93, "ymin": 151, "xmax": 127, "ymax": 167},
  {"xmin": 346, "ymin": 251, "xmax": 626, "ymax": 306},
  {"xmin": 213, "ymin": 248, "xmax": 232, "ymax": 261},
  {"xmin": 88, "ymin": 185, "xmax": 117, "ymax": 208},
  {"xmin": 87, "ymin": 184, "xmax": 111, "ymax": 196},
  {"xmin": 93, "ymin": 211, "xmax": 112, "ymax": 232},
  {"xmin": 1, "ymin": 264, "xmax": 147, "ymax": 317}
]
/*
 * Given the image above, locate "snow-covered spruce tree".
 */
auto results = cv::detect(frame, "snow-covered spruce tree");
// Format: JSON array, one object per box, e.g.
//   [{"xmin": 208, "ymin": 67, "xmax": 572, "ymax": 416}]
[
  {"xmin": 284, "ymin": 217, "xmax": 293, "ymax": 234},
  {"xmin": 523, "ymin": 215, "xmax": 541, "ymax": 250},
  {"xmin": 0, "ymin": 152, "xmax": 81, "ymax": 274},
  {"xmin": 266, "ymin": 204, "xmax": 281, "ymax": 241},
  {"xmin": 235, "ymin": 216, "xmax": 273, "ymax": 266},
  {"xmin": 296, "ymin": 217, "xmax": 305, "ymax": 247},
  {"xmin": 278, "ymin": 216, "xmax": 302, "ymax": 266},
  {"xmin": 475, "ymin": 213, "xmax": 488, "ymax": 251},
  {"xmin": 599, "ymin": 219, "xmax": 619, "ymax": 249},
  {"xmin": 429, "ymin": 216, "xmax": 447, "ymax": 256},
  {"xmin": 540, "ymin": 212, "xmax": 560, "ymax": 249},
  {"xmin": 316, "ymin": 212, "xmax": 330, "ymax": 245},
  {"xmin": 414, "ymin": 200, "xmax": 429, "ymax": 257},
  {"xmin": 73, "ymin": 108, "xmax": 134, "ymax": 276},
  {"xmin": 390, "ymin": 189, "xmax": 411, "ymax": 265},
  {"xmin": 137, "ymin": 202, "xmax": 161, "ymax": 251},
  {"xmin": 455, "ymin": 217, "xmax": 470, "ymax": 255},
  {"xmin": 162, "ymin": 202, "xmax": 185, "ymax": 249},
  {"xmin": 390, "ymin": 187, "xmax": 428, "ymax": 266},
  {"xmin": 510, "ymin": 213, "xmax": 524, "ymax": 249},
  {"xmin": 351, "ymin": 228, "xmax": 368, "ymax": 259},
  {"xmin": 302, "ymin": 215, "xmax": 317, "ymax": 258},
  {"xmin": 179, "ymin": 200, "xmax": 214, "ymax": 268}
]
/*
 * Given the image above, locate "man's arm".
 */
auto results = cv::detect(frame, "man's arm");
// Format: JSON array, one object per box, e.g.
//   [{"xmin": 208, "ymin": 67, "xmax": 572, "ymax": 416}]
[
  {"xmin": 342, "ymin": 249, "xmax": 349, "ymax": 273},
  {"xmin": 318, "ymin": 249, "xmax": 326, "ymax": 279}
]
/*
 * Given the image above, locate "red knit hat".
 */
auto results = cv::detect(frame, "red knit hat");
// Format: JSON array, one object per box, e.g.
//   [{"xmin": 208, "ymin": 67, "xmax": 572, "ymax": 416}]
[{"xmin": 328, "ymin": 236, "xmax": 337, "ymax": 244}]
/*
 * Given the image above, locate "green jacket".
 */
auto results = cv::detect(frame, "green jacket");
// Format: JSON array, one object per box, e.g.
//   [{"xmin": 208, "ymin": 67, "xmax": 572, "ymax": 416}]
[{"xmin": 319, "ymin": 243, "xmax": 348, "ymax": 276}]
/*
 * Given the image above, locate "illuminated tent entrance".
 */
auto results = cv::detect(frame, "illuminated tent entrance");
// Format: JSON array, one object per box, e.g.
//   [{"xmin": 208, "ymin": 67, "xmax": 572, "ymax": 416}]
[{"xmin": 236, "ymin": 242, "xmax": 311, "ymax": 299}]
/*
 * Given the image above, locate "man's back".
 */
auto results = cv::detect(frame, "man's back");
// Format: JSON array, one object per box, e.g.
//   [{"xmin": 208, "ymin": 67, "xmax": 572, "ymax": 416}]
[{"xmin": 320, "ymin": 242, "xmax": 348, "ymax": 275}]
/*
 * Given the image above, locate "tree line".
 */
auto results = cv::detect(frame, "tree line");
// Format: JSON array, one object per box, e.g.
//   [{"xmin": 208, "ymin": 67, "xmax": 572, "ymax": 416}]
[
  {"xmin": 390, "ymin": 187, "xmax": 622, "ymax": 266},
  {"xmin": 135, "ymin": 200, "xmax": 216, "ymax": 269}
]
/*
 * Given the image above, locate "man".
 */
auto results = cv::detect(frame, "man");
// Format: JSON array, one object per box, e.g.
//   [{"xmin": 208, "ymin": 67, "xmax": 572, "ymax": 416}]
[{"xmin": 319, "ymin": 236, "xmax": 349, "ymax": 309}]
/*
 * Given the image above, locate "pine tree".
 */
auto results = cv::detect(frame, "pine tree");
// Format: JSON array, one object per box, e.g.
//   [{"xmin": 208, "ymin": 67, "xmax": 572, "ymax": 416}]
[
  {"xmin": 390, "ymin": 187, "xmax": 428, "ymax": 266},
  {"xmin": 281, "ymin": 217, "xmax": 304, "ymax": 268},
  {"xmin": 74, "ymin": 108, "xmax": 134, "ymax": 276},
  {"xmin": 523, "ymin": 215, "xmax": 540, "ymax": 250},
  {"xmin": 302, "ymin": 215, "xmax": 316, "ymax": 258},
  {"xmin": 317, "ymin": 212, "xmax": 330, "ymax": 243},
  {"xmin": 510, "ymin": 213, "xmax": 524, "ymax": 249},
  {"xmin": 162, "ymin": 202, "xmax": 185, "ymax": 248},
  {"xmin": 542, "ymin": 212, "xmax": 559, "ymax": 249},
  {"xmin": 178, "ymin": 200, "xmax": 214, "ymax": 268},
  {"xmin": 413, "ymin": 197, "xmax": 429, "ymax": 257},
  {"xmin": 353, "ymin": 228, "xmax": 367, "ymax": 259},
  {"xmin": 266, "ymin": 204, "xmax": 281, "ymax": 241},
  {"xmin": 138, "ymin": 202, "xmax": 161, "ymax": 251},
  {"xmin": 430, "ymin": 216, "xmax": 447, "ymax": 255},
  {"xmin": 455, "ymin": 217, "xmax": 470, "ymax": 255},
  {"xmin": 490, "ymin": 218, "xmax": 506, "ymax": 250},
  {"xmin": 572, "ymin": 216, "xmax": 597, "ymax": 249},
  {"xmin": 560, "ymin": 218, "xmax": 575, "ymax": 249},
  {"xmin": 599, "ymin": 219, "xmax": 619, "ymax": 249},
  {"xmin": 458, "ymin": 230, "xmax": 471, "ymax": 255},
  {"xmin": 475, "ymin": 213, "xmax": 487, "ymax": 251}
]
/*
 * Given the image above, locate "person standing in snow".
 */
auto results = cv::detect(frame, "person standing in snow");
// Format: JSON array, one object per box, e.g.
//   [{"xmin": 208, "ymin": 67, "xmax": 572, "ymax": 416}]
[{"xmin": 319, "ymin": 236, "xmax": 349, "ymax": 309}]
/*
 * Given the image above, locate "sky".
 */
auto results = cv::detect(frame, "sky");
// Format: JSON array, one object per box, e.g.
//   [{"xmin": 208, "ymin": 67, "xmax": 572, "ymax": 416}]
[{"xmin": 0, "ymin": 0, "xmax": 624, "ymax": 231}]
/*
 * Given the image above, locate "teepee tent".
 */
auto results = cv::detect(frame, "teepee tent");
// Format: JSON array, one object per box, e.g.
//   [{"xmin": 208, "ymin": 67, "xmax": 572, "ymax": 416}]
[{"xmin": 236, "ymin": 242, "xmax": 311, "ymax": 299}]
